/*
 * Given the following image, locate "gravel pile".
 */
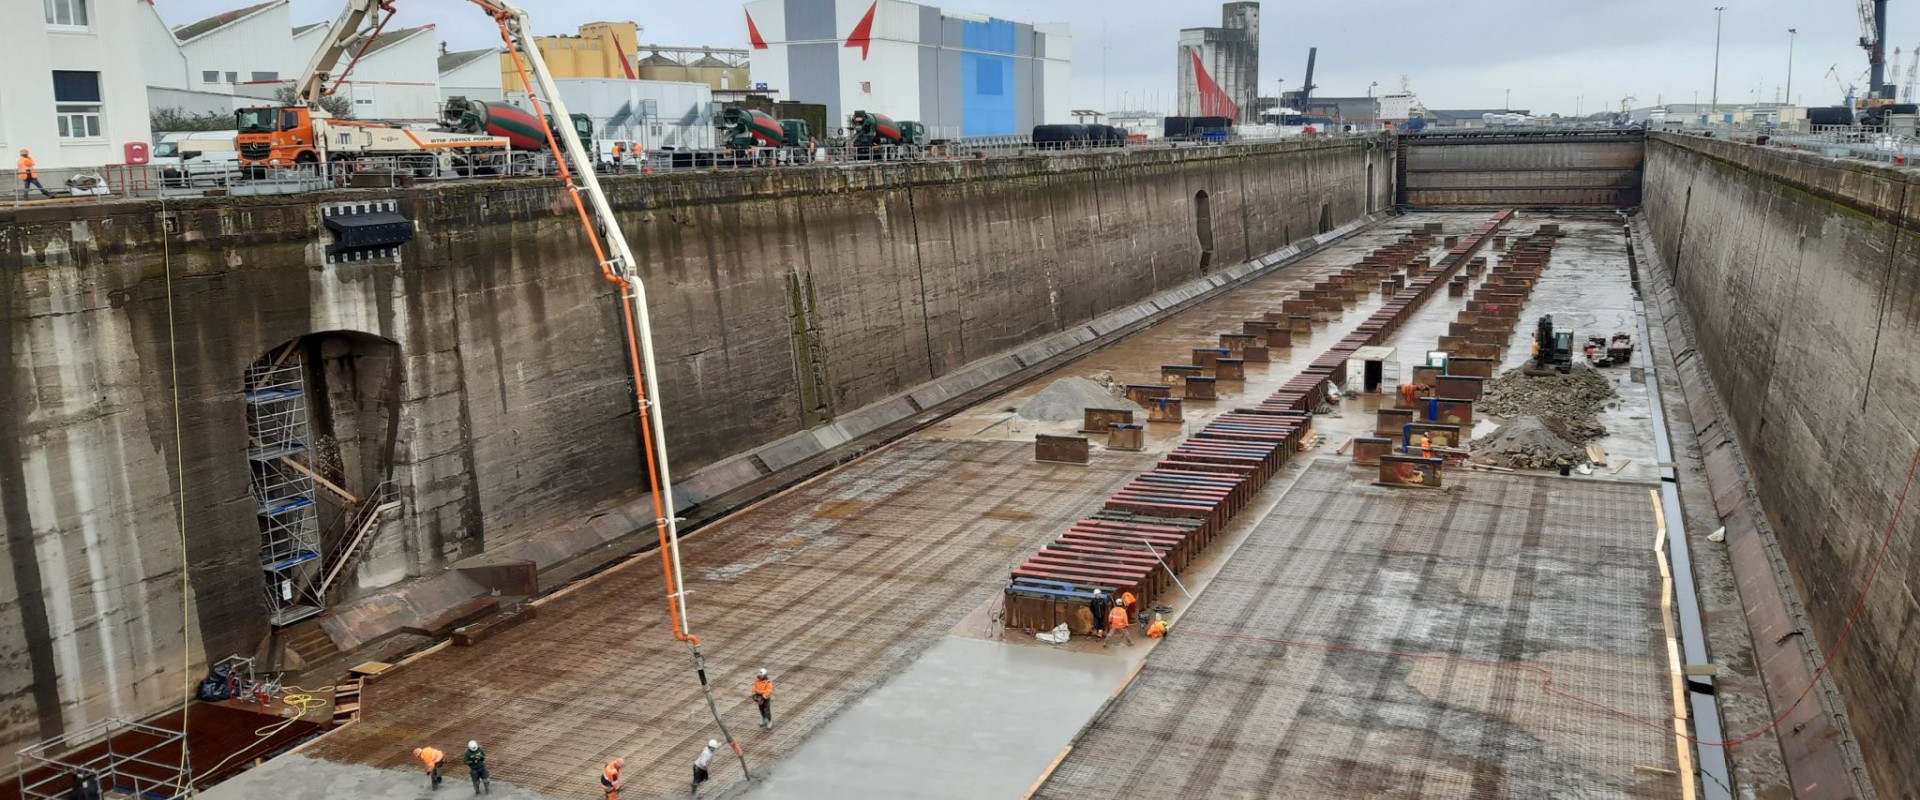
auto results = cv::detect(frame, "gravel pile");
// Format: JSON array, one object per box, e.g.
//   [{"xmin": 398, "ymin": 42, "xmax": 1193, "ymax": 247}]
[
  {"xmin": 1475, "ymin": 365, "xmax": 1615, "ymax": 444},
  {"xmin": 1472, "ymin": 416, "xmax": 1585, "ymax": 469},
  {"xmin": 1017, "ymin": 377, "xmax": 1141, "ymax": 421}
]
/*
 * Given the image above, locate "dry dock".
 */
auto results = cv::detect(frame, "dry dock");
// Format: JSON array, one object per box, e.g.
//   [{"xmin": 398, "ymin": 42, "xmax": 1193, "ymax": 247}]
[{"xmin": 212, "ymin": 211, "xmax": 1705, "ymax": 799}]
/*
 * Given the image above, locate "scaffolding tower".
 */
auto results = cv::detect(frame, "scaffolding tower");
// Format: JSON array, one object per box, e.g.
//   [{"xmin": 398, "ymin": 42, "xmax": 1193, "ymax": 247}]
[
  {"xmin": 246, "ymin": 357, "xmax": 324, "ymax": 627},
  {"xmin": 15, "ymin": 719, "xmax": 192, "ymax": 800}
]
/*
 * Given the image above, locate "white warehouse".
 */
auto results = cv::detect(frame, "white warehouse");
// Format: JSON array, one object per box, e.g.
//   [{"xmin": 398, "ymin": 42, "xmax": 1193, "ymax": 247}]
[{"xmin": 744, "ymin": 0, "xmax": 1070, "ymax": 139}]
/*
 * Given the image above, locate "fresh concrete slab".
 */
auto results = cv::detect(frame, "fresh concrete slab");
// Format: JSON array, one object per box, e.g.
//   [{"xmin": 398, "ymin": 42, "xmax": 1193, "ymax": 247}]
[
  {"xmin": 741, "ymin": 636, "xmax": 1138, "ymax": 800},
  {"xmin": 200, "ymin": 753, "xmax": 565, "ymax": 800}
]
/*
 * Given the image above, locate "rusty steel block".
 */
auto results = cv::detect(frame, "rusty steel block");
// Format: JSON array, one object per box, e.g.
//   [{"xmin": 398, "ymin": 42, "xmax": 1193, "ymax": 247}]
[
  {"xmin": 1437, "ymin": 335, "xmax": 1467, "ymax": 353},
  {"xmin": 1081, "ymin": 407, "xmax": 1135, "ymax": 434},
  {"xmin": 1434, "ymin": 375, "xmax": 1484, "ymax": 401},
  {"xmin": 1448, "ymin": 277, "xmax": 1467, "ymax": 297},
  {"xmin": 1379, "ymin": 455, "xmax": 1444, "ymax": 489},
  {"xmin": 1446, "ymin": 357, "xmax": 1497, "ymax": 379},
  {"xmin": 1265, "ymin": 327, "xmax": 1293, "ymax": 349},
  {"xmin": 1192, "ymin": 348, "xmax": 1228, "ymax": 368},
  {"xmin": 1214, "ymin": 359, "xmax": 1245, "ymax": 382},
  {"xmin": 1288, "ymin": 315, "xmax": 1312, "ymax": 334},
  {"xmin": 1376, "ymin": 407, "xmax": 1415, "ymax": 436},
  {"xmin": 1411, "ymin": 364, "xmax": 1443, "ymax": 389},
  {"xmin": 1352, "ymin": 436, "xmax": 1393, "ymax": 466},
  {"xmin": 1242, "ymin": 319, "xmax": 1276, "ymax": 336},
  {"xmin": 1219, "ymin": 333, "xmax": 1257, "ymax": 356},
  {"xmin": 1035, "ymin": 434, "xmax": 1091, "ymax": 464},
  {"xmin": 1184, "ymin": 376, "xmax": 1217, "ymax": 400},
  {"xmin": 1148, "ymin": 396, "xmax": 1184, "ymax": 422},
  {"xmin": 1161, "ymin": 364, "xmax": 1204, "ymax": 384},
  {"xmin": 1107, "ymin": 423, "xmax": 1144, "ymax": 451},
  {"xmin": 1430, "ymin": 399, "xmax": 1474, "ymax": 426},
  {"xmin": 1124, "ymin": 384, "xmax": 1172, "ymax": 406},
  {"xmin": 1461, "ymin": 343, "xmax": 1501, "ymax": 360},
  {"xmin": 1406, "ymin": 422, "xmax": 1462, "ymax": 448}
]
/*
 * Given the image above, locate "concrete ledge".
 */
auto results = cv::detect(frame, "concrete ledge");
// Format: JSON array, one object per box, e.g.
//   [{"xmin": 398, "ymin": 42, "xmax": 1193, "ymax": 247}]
[{"xmin": 908, "ymin": 356, "xmax": 1025, "ymax": 409}]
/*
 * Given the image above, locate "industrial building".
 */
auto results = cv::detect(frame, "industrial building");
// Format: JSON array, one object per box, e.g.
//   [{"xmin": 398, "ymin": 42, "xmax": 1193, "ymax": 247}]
[
  {"xmin": 495, "ymin": 21, "xmax": 642, "ymax": 90},
  {"xmin": 1177, "ymin": 2, "xmax": 1259, "ymax": 122},
  {"xmin": 507, "ymin": 78, "xmax": 717, "ymax": 152},
  {"xmin": 744, "ymin": 0, "xmax": 1071, "ymax": 139},
  {"xmin": 0, "ymin": 0, "xmax": 154, "ymax": 171},
  {"xmin": 439, "ymin": 47, "xmax": 504, "ymax": 103}
]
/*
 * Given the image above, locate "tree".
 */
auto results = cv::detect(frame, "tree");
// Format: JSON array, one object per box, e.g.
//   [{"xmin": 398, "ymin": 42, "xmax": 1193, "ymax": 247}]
[
  {"xmin": 151, "ymin": 107, "xmax": 237, "ymax": 133},
  {"xmin": 273, "ymin": 85, "xmax": 355, "ymax": 119}
]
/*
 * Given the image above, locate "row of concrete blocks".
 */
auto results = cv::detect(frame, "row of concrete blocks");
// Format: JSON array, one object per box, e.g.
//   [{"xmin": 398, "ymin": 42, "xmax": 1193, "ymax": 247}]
[
  {"xmin": 1007, "ymin": 214, "xmax": 1518, "ymax": 629},
  {"xmin": 1361, "ymin": 224, "xmax": 1561, "ymax": 487}
]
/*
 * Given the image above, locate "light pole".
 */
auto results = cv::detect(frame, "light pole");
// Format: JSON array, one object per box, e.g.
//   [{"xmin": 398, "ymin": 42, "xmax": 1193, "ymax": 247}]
[
  {"xmin": 1368, "ymin": 81, "xmax": 1378, "ymax": 98},
  {"xmin": 1710, "ymin": 6, "xmax": 1727, "ymax": 124},
  {"xmin": 1785, "ymin": 28, "xmax": 1798, "ymax": 107},
  {"xmin": 1505, "ymin": 88, "xmax": 1511, "ymax": 110}
]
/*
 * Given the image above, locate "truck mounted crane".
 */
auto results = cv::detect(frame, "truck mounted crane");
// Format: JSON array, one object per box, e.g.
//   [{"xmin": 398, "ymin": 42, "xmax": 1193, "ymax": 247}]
[{"xmin": 234, "ymin": 0, "xmax": 509, "ymax": 174}]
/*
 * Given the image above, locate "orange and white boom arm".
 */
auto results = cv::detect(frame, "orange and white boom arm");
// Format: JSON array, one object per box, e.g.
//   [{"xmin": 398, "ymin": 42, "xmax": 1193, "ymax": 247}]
[
  {"xmin": 293, "ymin": 0, "xmax": 391, "ymax": 107},
  {"xmin": 480, "ymin": 1, "xmax": 699, "ymax": 644}
]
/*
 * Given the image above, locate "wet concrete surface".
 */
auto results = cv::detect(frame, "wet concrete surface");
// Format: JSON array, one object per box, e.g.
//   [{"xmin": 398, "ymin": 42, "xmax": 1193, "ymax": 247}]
[
  {"xmin": 740, "ymin": 637, "xmax": 1138, "ymax": 799},
  {"xmin": 202, "ymin": 754, "xmax": 563, "ymax": 800}
]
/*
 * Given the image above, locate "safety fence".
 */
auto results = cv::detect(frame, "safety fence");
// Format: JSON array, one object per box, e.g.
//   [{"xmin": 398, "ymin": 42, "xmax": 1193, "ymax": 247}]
[{"xmin": 3, "ymin": 130, "xmax": 1382, "ymax": 202}]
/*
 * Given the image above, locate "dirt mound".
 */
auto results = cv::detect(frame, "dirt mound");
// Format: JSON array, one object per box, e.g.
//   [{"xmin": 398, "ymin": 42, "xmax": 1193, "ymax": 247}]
[
  {"xmin": 1472, "ymin": 416, "xmax": 1584, "ymax": 470},
  {"xmin": 1476, "ymin": 365, "xmax": 1614, "ymax": 444},
  {"xmin": 1017, "ymin": 377, "xmax": 1141, "ymax": 422}
]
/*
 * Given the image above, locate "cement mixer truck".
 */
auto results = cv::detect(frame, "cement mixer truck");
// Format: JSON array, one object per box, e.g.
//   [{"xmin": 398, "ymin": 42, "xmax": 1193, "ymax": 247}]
[
  {"xmin": 848, "ymin": 110, "xmax": 925, "ymax": 159},
  {"xmin": 442, "ymin": 96, "xmax": 594, "ymax": 174}
]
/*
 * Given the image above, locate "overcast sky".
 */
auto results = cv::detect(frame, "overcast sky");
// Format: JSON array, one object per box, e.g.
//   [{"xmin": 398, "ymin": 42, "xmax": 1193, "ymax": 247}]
[{"xmin": 156, "ymin": 0, "xmax": 1914, "ymax": 113}]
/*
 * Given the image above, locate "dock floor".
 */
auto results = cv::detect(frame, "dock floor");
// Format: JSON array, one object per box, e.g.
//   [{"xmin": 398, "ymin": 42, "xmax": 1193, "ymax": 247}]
[{"xmin": 214, "ymin": 211, "xmax": 1705, "ymax": 800}]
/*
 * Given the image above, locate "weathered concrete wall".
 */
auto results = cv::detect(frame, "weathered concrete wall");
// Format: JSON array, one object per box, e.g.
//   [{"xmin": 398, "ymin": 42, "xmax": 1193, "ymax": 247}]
[
  {"xmin": 0, "ymin": 136, "xmax": 1388, "ymax": 770},
  {"xmin": 1401, "ymin": 131, "xmax": 1643, "ymax": 207},
  {"xmin": 1643, "ymin": 132, "xmax": 1920, "ymax": 797}
]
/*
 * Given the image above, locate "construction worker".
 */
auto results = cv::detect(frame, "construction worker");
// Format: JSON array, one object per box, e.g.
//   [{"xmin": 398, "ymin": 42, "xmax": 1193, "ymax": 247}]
[
  {"xmin": 1146, "ymin": 616, "xmax": 1169, "ymax": 638},
  {"xmin": 752, "ymin": 668, "xmax": 775, "ymax": 730},
  {"xmin": 610, "ymin": 141, "xmax": 624, "ymax": 174},
  {"xmin": 1102, "ymin": 602, "xmax": 1134, "ymax": 647},
  {"xmin": 1117, "ymin": 590, "xmax": 1139, "ymax": 634},
  {"xmin": 464, "ymin": 740, "xmax": 490, "ymax": 795},
  {"xmin": 691, "ymin": 740, "xmax": 719, "ymax": 795},
  {"xmin": 600, "ymin": 757, "xmax": 623, "ymax": 800},
  {"xmin": 1088, "ymin": 589, "xmax": 1110, "ymax": 640},
  {"xmin": 17, "ymin": 149, "xmax": 53, "ymax": 199},
  {"xmin": 413, "ymin": 746, "xmax": 445, "ymax": 791},
  {"xmin": 1420, "ymin": 433, "xmax": 1435, "ymax": 459}
]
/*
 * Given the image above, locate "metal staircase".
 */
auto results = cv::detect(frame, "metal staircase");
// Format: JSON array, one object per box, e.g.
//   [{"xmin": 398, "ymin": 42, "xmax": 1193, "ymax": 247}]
[{"xmin": 307, "ymin": 480, "xmax": 400, "ymax": 605}]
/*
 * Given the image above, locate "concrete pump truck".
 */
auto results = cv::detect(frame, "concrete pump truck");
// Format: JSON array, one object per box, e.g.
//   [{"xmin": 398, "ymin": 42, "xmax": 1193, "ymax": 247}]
[{"xmin": 235, "ymin": 1, "xmax": 510, "ymax": 177}]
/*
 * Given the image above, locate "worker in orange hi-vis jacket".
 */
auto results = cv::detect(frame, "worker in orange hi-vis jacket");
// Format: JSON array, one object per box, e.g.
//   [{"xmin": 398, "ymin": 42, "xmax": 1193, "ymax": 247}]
[
  {"xmin": 601, "ymin": 757, "xmax": 624, "ymax": 799},
  {"xmin": 1421, "ymin": 433, "xmax": 1435, "ymax": 459},
  {"xmin": 752, "ymin": 668, "xmax": 775, "ymax": 730},
  {"xmin": 412, "ymin": 745, "xmax": 444, "ymax": 790},
  {"xmin": 17, "ymin": 149, "xmax": 53, "ymax": 198},
  {"xmin": 1103, "ymin": 603, "xmax": 1134, "ymax": 647}
]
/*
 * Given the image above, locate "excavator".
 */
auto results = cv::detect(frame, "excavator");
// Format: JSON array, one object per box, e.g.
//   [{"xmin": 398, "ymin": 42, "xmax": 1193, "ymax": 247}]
[{"xmin": 234, "ymin": 1, "xmax": 510, "ymax": 175}]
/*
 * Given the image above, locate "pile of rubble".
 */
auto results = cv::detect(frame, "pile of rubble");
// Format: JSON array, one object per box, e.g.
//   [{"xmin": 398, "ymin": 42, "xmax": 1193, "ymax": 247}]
[
  {"xmin": 1475, "ymin": 365, "xmax": 1615, "ymax": 444},
  {"xmin": 1017, "ymin": 376, "xmax": 1140, "ymax": 421},
  {"xmin": 1472, "ymin": 416, "xmax": 1585, "ymax": 470}
]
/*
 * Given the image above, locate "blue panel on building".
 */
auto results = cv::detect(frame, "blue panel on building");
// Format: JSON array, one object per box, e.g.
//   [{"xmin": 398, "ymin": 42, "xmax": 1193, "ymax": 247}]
[{"xmin": 961, "ymin": 19, "xmax": 1017, "ymax": 136}]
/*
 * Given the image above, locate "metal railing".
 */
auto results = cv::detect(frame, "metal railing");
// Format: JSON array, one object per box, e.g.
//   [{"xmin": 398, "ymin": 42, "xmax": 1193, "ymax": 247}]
[
  {"xmin": 2, "ymin": 129, "xmax": 1387, "ymax": 201},
  {"xmin": 15, "ymin": 719, "xmax": 191, "ymax": 800}
]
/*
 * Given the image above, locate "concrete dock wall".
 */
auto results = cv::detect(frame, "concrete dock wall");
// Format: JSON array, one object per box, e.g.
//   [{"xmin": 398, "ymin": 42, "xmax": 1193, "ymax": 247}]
[
  {"xmin": 0, "ymin": 137, "xmax": 1387, "ymax": 768},
  {"xmin": 1399, "ymin": 131, "xmax": 1643, "ymax": 207},
  {"xmin": 1643, "ymin": 132, "xmax": 1920, "ymax": 796}
]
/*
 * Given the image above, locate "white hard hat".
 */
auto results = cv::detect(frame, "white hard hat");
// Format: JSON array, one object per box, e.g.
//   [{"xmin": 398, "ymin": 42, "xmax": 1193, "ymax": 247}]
[
  {"xmin": 756, "ymin": 668, "xmax": 768, "ymax": 677},
  {"xmin": 708, "ymin": 739, "xmax": 720, "ymax": 748},
  {"xmin": 468, "ymin": 741, "xmax": 479, "ymax": 750}
]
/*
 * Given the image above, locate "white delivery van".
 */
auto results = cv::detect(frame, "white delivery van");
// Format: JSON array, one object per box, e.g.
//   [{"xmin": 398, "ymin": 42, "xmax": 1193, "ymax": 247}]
[{"xmin": 154, "ymin": 131, "xmax": 241, "ymax": 186}]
